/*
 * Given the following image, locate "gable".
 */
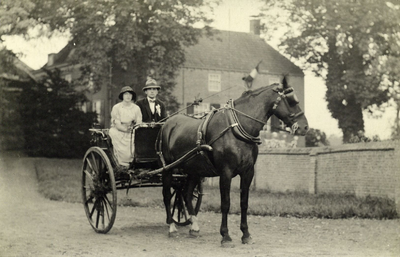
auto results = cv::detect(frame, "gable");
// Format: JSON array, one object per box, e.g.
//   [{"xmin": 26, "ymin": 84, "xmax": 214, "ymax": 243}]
[
  {"xmin": 40, "ymin": 29, "xmax": 303, "ymax": 77},
  {"xmin": 184, "ymin": 30, "xmax": 303, "ymax": 76}
]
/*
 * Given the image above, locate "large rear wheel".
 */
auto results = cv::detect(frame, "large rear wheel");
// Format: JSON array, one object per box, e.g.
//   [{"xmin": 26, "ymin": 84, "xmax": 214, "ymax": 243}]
[
  {"xmin": 171, "ymin": 179, "xmax": 203, "ymax": 226},
  {"xmin": 81, "ymin": 147, "xmax": 117, "ymax": 233}
]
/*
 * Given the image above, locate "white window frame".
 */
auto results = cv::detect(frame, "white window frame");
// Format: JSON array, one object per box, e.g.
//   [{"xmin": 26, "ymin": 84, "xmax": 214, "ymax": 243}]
[
  {"xmin": 208, "ymin": 73, "xmax": 221, "ymax": 92},
  {"xmin": 194, "ymin": 102, "xmax": 210, "ymax": 117},
  {"xmin": 92, "ymin": 100, "xmax": 103, "ymax": 123},
  {"xmin": 64, "ymin": 74, "xmax": 72, "ymax": 83}
]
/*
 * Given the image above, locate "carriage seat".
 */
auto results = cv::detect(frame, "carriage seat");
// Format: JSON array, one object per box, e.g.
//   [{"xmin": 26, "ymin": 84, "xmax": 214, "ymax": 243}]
[{"xmin": 134, "ymin": 123, "xmax": 163, "ymax": 163}]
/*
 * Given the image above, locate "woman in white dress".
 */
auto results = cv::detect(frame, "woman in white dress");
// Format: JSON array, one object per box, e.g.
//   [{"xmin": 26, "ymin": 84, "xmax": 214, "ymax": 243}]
[{"xmin": 109, "ymin": 86, "xmax": 142, "ymax": 168}]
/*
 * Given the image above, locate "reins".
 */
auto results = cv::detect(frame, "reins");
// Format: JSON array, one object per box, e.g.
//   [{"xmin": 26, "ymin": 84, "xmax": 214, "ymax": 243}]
[{"xmin": 158, "ymin": 85, "xmax": 241, "ymax": 123}]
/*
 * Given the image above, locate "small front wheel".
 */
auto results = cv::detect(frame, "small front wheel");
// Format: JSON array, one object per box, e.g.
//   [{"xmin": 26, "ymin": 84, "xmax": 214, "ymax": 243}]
[
  {"xmin": 171, "ymin": 180, "xmax": 203, "ymax": 226},
  {"xmin": 81, "ymin": 147, "xmax": 117, "ymax": 233}
]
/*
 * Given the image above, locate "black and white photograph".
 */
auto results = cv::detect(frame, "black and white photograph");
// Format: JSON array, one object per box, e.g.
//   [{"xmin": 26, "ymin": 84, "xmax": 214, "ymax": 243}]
[{"xmin": 1, "ymin": 0, "xmax": 399, "ymax": 256}]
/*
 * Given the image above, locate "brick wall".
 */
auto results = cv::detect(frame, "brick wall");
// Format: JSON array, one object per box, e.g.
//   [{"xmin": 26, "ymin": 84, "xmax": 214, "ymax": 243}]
[{"xmin": 205, "ymin": 141, "xmax": 400, "ymax": 212}]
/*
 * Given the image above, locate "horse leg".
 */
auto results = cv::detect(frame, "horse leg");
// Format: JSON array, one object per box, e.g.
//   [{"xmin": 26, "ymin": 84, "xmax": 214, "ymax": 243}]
[
  {"xmin": 219, "ymin": 173, "xmax": 234, "ymax": 247},
  {"xmin": 184, "ymin": 176, "xmax": 200, "ymax": 237},
  {"xmin": 240, "ymin": 167, "xmax": 254, "ymax": 244},
  {"xmin": 162, "ymin": 170, "xmax": 178, "ymax": 237}
]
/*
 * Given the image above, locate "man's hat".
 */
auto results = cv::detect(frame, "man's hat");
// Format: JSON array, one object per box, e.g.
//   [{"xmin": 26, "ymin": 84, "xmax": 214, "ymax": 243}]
[
  {"xmin": 118, "ymin": 86, "xmax": 136, "ymax": 101},
  {"xmin": 142, "ymin": 78, "xmax": 161, "ymax": 91}
]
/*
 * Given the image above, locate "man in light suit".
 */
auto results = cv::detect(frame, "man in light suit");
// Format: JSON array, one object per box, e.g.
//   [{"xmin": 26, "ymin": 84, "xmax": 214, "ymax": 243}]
[{"xmin": 136, "ymin": 78, "xmax": 167, "ymax": 122}]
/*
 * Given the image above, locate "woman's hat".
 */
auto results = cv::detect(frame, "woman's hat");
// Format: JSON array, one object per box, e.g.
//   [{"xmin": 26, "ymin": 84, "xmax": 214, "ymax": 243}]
[
  {"xmin": 118, "ymin": 86, "xmax": 136, "ymax": 101},
  {"xmin": 142, "ymin": 78, "xmax": 161, "ymax": 91}
]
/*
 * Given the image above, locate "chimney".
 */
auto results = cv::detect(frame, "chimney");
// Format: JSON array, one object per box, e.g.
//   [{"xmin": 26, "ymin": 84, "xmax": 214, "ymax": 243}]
[
  {"xmin": 250, "ymin": 19, "xmax": 261, "ymax": 35},
  {"xmin": 48, "ymin": 53, "xmax": 56, "ymax": 66}
]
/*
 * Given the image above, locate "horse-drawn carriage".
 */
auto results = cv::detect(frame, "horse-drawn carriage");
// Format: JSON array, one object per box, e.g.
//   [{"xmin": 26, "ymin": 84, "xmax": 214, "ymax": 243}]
[
  {"xmin": 82, "ymin": 122, "xmax": 203, "ymax": 234},
  {"xmin": 82, "ymin": 78, "xmax": 309, "ymax": 245}
]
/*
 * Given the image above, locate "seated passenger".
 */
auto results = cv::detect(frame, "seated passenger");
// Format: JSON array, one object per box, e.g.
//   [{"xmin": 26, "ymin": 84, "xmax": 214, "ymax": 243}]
[
  {"xmin": 136, "ymin": 78, "xmax": 167, "ymax": 123},
  {"xmin": 109, "ymin": 86, "xmax": 142, "ymax": 168}
]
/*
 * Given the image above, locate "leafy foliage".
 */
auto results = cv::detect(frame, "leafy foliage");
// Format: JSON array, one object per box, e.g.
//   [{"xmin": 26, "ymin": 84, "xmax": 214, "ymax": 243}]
[
  {"xmin": 19, "ymin": 69, "xmax": 97, "ymax": 158},
  {"xmin": 305, "ymin": 128, "xmax": 329, "ymax": 147},
  {"xmin": 348, "ymin": 130, "xmax": 381, "ymax": 143},
  {"xmin": 26, "ymin": 0, "xmax": 215, "ymax": 112},
  {"xmin": 261, "ymin": 0, "xmax": 400, "ymax": 142}
]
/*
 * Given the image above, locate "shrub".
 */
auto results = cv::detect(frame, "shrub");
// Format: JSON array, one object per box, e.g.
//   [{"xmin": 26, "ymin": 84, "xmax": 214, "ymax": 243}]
[{"xmin": 20, "ymin": 69, "xmax": 97, "ymax": 158}]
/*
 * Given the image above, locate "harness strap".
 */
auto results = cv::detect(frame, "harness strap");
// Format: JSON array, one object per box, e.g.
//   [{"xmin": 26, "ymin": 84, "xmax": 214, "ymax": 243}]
[
  {"xmin": 225, "ymin": 100, "xmax": 262, "ymax": 145},
  {"xmin": 156, "ymin": 126, "xmax": 167, "ymax": 168},
  {"xmin": 196, "ymin": 110, "xmax": 218, "ymax": 175}
]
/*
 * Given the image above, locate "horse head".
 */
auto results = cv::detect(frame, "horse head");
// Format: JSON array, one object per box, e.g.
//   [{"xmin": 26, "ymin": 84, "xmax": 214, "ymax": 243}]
[{"xmin": 270, "ymin": 77, "xmax": 309, "ymax": 136}]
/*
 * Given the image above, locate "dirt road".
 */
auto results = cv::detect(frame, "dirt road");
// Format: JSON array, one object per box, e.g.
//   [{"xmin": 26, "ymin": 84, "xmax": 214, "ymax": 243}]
[{"xmin": 0, "ymin": 152, "xmax": 399, "ymax": 257}]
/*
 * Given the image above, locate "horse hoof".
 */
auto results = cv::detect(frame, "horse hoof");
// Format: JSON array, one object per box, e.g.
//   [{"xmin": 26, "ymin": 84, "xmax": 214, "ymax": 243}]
[
  {"xmin": 189, "ymin": 229, "xmax": 200, "ymax": 238},
  {"xmin": 242, "ymin": 236, "xmax": 253, "ymax": 244},
  {"xmin": 168, "ymin": 231, "xmax": 179, "ymax": 238},
  {"xmin": 221, "ymin": 240, "xmax": 235, "ymax": 248}
]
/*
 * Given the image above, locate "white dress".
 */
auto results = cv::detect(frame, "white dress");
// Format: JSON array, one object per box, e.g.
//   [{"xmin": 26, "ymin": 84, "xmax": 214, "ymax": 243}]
[{"xmin": 109, "ymin": 102, "xmax": 142, "ymax": 167}]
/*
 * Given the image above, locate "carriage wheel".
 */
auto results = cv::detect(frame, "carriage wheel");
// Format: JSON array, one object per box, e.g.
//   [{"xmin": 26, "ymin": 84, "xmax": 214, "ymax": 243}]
[
  {"xmin": 171, "ymin": 180, "xmax": 203, "ymax": 226},
  {"xmin": 81, "ymin": 147, "xmax": 117, "ymax": 233}
]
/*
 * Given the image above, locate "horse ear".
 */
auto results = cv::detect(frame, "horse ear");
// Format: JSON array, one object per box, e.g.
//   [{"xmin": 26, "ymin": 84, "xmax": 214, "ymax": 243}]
[{"xmin": 282, "ymin": 75, "xmax": 288, "ymax": 89}]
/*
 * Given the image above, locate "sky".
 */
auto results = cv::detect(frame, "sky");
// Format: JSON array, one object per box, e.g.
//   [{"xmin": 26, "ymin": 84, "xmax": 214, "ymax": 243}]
[{"xmin": 3, "ymin": 0, "xmax": 396, "ymax": 140}]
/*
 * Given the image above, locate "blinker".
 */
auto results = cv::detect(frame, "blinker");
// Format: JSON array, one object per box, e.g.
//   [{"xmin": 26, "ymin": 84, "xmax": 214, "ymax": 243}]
[{"xmin": 285, "ymin": 91, "xmax": 299, "ymax": 106}]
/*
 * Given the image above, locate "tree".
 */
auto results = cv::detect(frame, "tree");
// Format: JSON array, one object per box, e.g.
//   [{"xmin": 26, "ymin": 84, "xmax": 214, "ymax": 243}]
[
  {"xmin": 1, "ymin": 0, "xmax": 38, "ymax": 73},
  {"xmin": 261, "ymin": 0, "xmax": 400, "ymax": 142},
  {"xmin": 19, "ymin": 69, "xmax": 97, "ymax": 158},
  {"xmin": 305, "ymin": 128, "xmax": 329, "ymax": 147},
  {"xmin": 21, "ymin": 0, "xmax": 215, "ymax": 112}
]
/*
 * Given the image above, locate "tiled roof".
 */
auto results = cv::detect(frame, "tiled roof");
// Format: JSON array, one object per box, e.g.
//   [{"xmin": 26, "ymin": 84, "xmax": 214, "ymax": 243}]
[
  {"xmin": 42, "ymin": 30, "xmax": 303, "ymax": 76},
  {"xmin": 184, "ymin": 30, "xmax": 303, "ymax": 76},
  {"xmin": 42, "ymin": 43, "xmax": 75, "ymax": 68},
  {"xmin": 1, "ymin": 57, "xmax": 36, "ymax": 82}
]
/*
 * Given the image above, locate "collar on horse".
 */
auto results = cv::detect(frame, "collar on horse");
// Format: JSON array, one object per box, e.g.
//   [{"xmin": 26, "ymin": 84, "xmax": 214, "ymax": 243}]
[
  {"xmin": 197, "ymin": 99, "xmax": 262, "ymax": 147},
  {"xmin": 225, "ymin": 99, "xmax": 262, "ymax": 144}
]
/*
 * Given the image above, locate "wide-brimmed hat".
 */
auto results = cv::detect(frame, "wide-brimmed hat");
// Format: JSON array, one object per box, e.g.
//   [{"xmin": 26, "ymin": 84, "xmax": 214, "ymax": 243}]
[
  {"xmin": 118, "ymin": 86, "xmax": 136, "ymax": 101},
  {"xmin": 142, "ymin": 78, "xmax": 161, "ymax": 91}
]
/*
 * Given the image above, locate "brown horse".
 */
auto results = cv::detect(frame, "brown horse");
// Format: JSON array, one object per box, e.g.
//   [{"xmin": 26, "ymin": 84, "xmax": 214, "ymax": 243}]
[{"xmin": 159, "ymin": 78, "xmax": 308, "ymax": 246}]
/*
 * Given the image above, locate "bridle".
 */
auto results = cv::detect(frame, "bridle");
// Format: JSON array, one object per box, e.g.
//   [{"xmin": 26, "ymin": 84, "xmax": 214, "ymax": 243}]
[
  {"xmin": 271, "ymin": 87, "xmax": 304, "ymax": 134},
  {"xmin": 230, "ymin": 86, "xmax": 304, "ymax": 135}
]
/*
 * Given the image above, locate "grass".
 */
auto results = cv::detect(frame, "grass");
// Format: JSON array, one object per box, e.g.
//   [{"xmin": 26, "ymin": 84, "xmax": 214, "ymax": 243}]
[{"xmin": 34, "ymin": 158, "xmax": 398, "ymax": 219}]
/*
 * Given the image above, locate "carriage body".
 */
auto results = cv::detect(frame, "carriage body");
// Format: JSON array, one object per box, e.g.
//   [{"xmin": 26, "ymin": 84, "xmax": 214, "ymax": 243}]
[{"xmin": 81, "ymin": 123, "xmax": 202, "ymax": 233}]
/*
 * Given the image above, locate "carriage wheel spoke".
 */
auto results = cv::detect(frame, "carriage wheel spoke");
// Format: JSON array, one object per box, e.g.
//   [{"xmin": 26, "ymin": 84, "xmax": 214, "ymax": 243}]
[
  {"xmin": 89, "ymin": 152, "xmax": 99, "ymax": 173},
  {"xmin": 95, "ymin": 206, "xmax": 100, "ymax": 228},
  {"xmin": 102, "ymin": 198, "xmax": 110, "ymax": 221},
  {"xmin": 85, "ymin": 157, "xmax": 94, "ymax": 172},
  {"xmin": 179, "ymin": 194, "xmax": 188, "ymax": 221},
  {"xmin": 89, "ymin": 198, "xmax": 99, "ymax": 219},
  {"xmin": 83, "ymin": 169, "xmax": 94, "ymax": 181},
  {"xmin": 100, "ymin": 201, "xmax": 105, "ymax": 229},
  {"xmin": 103, "ymin": 195, "xmax": 114, "ymax": 212},
  {"xmin": 85, "ymin": 195, "xmax": 94, "ymax": 205},
  {"xmin": 171, "ymin": 191, "xmax": 178, "ymax": 217}
]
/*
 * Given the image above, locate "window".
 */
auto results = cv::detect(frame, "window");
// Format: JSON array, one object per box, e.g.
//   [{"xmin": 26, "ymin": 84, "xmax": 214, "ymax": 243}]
[
  {"xmin": 208, "ymin": 73, "xmax": 221, "ymax": 92},
  {"xmin": 186, "ymin": 102, "xmax": 211, "ymax": 118},
  {"xmin": 92, "ymin": 100, "xmax": 104, "ymax": 124},
  {"xmin": 194, "ymin": 102, "xmax": 210, "ymax": 116},
  {"xmin": 78, "ymin": 102, "xmax": 88, "ymax": 113},
  {"xmin": 87, "ymin": 73, "xmax": 94, "ymax": 91}
]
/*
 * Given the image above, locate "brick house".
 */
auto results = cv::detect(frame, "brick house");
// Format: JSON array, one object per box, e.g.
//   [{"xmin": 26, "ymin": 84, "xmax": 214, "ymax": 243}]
[{"xmin": 33, "ymin": 20, "xmax": 306, "ymax": 147}]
